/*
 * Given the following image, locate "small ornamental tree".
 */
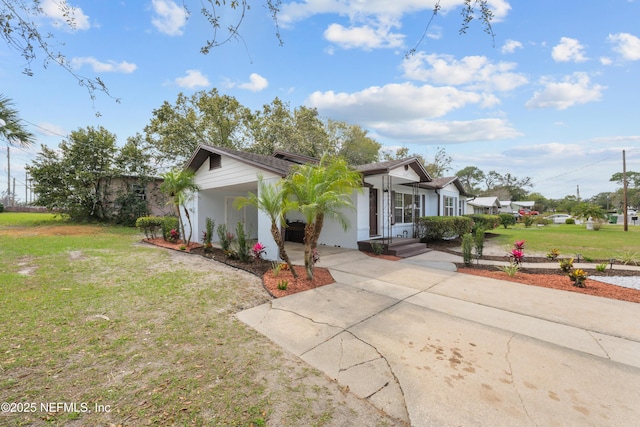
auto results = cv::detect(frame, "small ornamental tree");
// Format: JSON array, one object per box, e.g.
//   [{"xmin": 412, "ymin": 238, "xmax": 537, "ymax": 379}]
[
  {"xmin": 283, "ymin": 155, "xmax": 362, "ymax": 280},
  {"xmin": 160, "ymin": 169, "xmax": 199, "ymax": 246}
]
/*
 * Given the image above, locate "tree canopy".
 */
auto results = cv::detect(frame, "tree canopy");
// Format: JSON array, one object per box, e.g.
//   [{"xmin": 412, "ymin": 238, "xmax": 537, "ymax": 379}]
[{"xmin": 0, "ymin": 94, "xmax": 35, "ymax": 147}]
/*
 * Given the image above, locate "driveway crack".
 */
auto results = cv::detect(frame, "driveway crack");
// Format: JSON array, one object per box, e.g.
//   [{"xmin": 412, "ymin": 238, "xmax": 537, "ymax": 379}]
[
  {"xmin": 505, "ymin": 335, "xmax": 537, "ymax": 426},
  {"xmin": 587, "ymin": 331, "xmax": 611, "ymax": 359}
]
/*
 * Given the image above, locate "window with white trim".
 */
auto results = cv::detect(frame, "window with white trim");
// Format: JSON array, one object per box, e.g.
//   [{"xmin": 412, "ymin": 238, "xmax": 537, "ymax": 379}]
[
  {"xmin": 443, "ymin": 196, "xmax": 456, "ymax": 216},
  {"xmin": 394, "ymin": 192, "xmax": 420, "ymax": 224}
]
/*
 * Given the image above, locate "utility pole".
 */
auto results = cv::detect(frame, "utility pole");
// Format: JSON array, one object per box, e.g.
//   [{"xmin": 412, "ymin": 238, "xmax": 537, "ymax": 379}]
[
  {"xmin": 6, "ymin": 145, "xmax": 10, "ymax": 205},
  {"xmin": 25, "ymin": 170, "xmax": 28, "ymax": 205},
  {"xmin": 623, "ymin": 149, "xmax": 628, "ymax": 232}
]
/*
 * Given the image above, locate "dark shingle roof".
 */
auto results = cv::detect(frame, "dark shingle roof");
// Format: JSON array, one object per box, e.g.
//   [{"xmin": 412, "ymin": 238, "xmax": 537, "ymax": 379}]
[{"xmin": 185, "ymin": 144, "xmax": 296, "ymax": 176}]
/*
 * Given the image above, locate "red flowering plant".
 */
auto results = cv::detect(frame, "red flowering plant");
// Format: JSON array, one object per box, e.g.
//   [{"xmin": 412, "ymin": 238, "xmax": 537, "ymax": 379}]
[
  {"xmin": 252, "ymin": 242, "xmax": 266, "ymax": 261},
  {"xmin": 168, "ymin": 229, "xmax": 180, "ymax": 243},
  {"xmin": 514, "ymin": 240, "xmax": 526, "ymax": 250},
  {"xmin": 510, "ymin": 249, "xmax": 524, "ymax": 265}
]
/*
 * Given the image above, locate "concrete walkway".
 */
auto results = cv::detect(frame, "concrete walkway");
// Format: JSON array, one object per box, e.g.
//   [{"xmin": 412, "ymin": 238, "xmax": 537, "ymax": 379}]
[{"xmin": 237, "ymin": 245, "xmax": 640, "ymax": 426}]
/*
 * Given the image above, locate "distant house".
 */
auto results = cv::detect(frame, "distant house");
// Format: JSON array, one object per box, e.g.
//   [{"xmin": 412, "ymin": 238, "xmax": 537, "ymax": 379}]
[
  {"xmin": 420, "ymin": 176, "xmax": 474, "ymax": 216},
  {"xmin": 181, "ymin": 145, "xmax": 471, "ymax": 260},
  {"xmin": 107, "ymin": 175, "xmax": 169, "ymax": 218},
  {"xmin": 467, "ymin": 196, "xmax": 501, "ymax": 214}
]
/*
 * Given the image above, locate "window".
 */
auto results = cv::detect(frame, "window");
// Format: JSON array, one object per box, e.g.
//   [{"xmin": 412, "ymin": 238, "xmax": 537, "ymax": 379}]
[
  {"xmin": 394, "ymin": 192, "xmax": 420, "ymax": 224},
  {"xmin": 209, "ymin": 153, "xmax": 221, "ymax": 169},
  {"xmin": 443, "ymin": 196, "xmax": 456, "ymax": 216},
  {"xmin": 131, "ymin": 184, "xmax": 147, "ymax": 201},
  {"xmin": 458, "ymin": 199, "xmax": 464, "ymax": 216}
]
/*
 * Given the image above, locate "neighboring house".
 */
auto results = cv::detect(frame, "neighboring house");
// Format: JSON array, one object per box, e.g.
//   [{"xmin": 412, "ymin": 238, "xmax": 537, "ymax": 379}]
[
  {"xmin": 511, "ymin": 201, "xmax": 537, "ymax": 214},
  {"xmin": 467, "ymin": 196, "xmax": 501, "ymax": 214},
  {"xmin": 421, "ymin": 177, "xmax": 474, "ymax": 217},
  {"xmin": 107, "ymin": 175, "xmax": 169, "ymax": 217},
  {"xmin": 182, "ymin": 145, "xmax": 469, "ymax": 260}
]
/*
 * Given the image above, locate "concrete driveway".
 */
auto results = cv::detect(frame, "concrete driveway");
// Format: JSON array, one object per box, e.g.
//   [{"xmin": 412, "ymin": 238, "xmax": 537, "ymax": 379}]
[{"xmin": 237, "ymin": 247, "xmax": 640, "ymax": 426}]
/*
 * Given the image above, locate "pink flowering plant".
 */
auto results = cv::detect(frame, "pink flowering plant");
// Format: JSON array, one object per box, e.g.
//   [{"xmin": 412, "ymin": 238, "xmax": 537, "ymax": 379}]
[
  {"xmin": 510, "ymin": 249, "xmax": 524, "ymax": 265},
  {"xmin": 252, "ymin": 242, "xmax": 266, "ymax": 260},
  {"xmin": 514, "ymin": 240, "xmax": 526, "ymax": 250},
  {"xmin": 168, "ymin": 229, "xmax": 180, "ymax": 243}
]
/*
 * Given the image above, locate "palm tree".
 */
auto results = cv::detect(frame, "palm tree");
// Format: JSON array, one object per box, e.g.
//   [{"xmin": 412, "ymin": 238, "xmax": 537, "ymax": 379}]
[
  {"xmin": 235, "ymin": 177, "xmax": 298, "ymax": 278},
  {"xmin": 0, "ymin": 95, "xmax": 35, "ymax": 147},
  {"xmin": 572, "ymin": 202, "xmax": 607, "ymax": 222},
  {"xmin": 160, "ymin": 169, "xmax": 200, "ymax": 245},
  {"xmin": 283, "ymin": 155, "xmax": 362, "ymax": 280}
]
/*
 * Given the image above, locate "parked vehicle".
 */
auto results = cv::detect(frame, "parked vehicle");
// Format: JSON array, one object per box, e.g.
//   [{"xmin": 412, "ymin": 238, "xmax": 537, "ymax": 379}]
[
  {"xmin": 519, "ymin": 208, "xmax": 539, "ymax": 216},
  {"xmin": 547, "ymin": 214, "xmax": 572, "ymax": 224}
]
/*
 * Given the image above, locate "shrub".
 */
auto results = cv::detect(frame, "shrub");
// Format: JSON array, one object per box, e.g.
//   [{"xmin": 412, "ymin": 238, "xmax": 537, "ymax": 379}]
[
  {"xmin": 522, "ymin": 214, "xmax": 535, "ymax": 228},
  {"xmin": 277, "ymin": 279, "xmax": 289, "ymax": 291},
  {"xmin": 235, "ymin": 222, "xmax": 251, "ymax": 262},
  {"xmin": 595, "ymin": 263, "xmax": 607, "ymax": 272},
  {"xmin": 370, "ymin": 242, "xmax": 385, "ymax": 255},
  {"xmin": 617, "ymin": 251, "xmax": 640, "ymax": 266},
  {"xmin": 162, "ymin": 216, "xmax": 180, "ymax": 241},
  {"xmin": 474, "ymin": 227, "xmax": 485, "ymax": 258},
  {"xmin": 568, "ymin": 268, "xmax": 587, "ymax": 288},
  {"xmin": 559, "ymin": 258, "xmax": 574, "ymax": 272},
  {"xmin": 500, "ymin": 264, "xmax": 520, "ymax": 277},
  {"xmin": 135, "ymin": 216, "xmax": 164, "ymax": 239},
  {"xmin": 252, "ymin": 242, "xmax": 266, "ymax": 260},
  {"xmin": 203, "ymin": 217, "xmax": 215, "ymax": 252},
  {"xmin": 0, "ymin": 202, "xmax": 4, "ymax": 213},
  {"xmin": 461, "ymin": 233, "xmax": 474, "ymax": 266},
  {"xmin": 113, "ymin": 192, "xmax": 149, "ymax": 226},
  {"xmin": 534, "ymin": 216, "xmax": 551, "ymax": 226},
  {"xmin": 565, "ymin": 218, "xmax": 575, "ymax": 224},
  {"xmin": 499, "ymin": 213, "xmax": 516, "ymax": 229},
  {"xmin": 466, "ymin": 214, "xmax": 501, "ymax": 231},
  {"xmin": 217, "ymin": 224, "xmax": 234, "ymax": 252},
  {"xmin": 416, "ymin": 216, "xmax": 473, "ymax": 241},
  {"xmin": 546, "ymin": 248, "xmax": 560, "ymax": 260}
]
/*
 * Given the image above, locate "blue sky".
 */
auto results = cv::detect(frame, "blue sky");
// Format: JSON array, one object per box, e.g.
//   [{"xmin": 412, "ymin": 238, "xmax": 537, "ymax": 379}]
[{"xmin": 2, "ymin": 0, "xmax": 640, "ymax": 202}]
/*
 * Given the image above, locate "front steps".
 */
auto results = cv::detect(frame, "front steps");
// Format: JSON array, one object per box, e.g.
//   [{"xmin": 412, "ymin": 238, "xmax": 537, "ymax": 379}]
[{"xmin": 358, "ymin": 238, "xmax": 432, "ymax": 258}]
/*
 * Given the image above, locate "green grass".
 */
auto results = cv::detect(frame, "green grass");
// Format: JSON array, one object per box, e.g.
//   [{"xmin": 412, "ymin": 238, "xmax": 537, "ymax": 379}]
[
  {"xmin": 0, "ymin": 219, "xmax": 389, "ymax": 426},
  {"xmin": 490, "ymin": 223, "xmax": 640, "ymax": 261},
  {"xmin": 0, "ymin": 211, "xmax": 64, "ymax": 227}
]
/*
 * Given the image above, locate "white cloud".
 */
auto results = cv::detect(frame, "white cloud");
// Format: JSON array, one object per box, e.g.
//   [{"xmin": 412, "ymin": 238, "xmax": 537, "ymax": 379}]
[
  {"xmin": 552, "ymin": 37, "xmax": 588, "ymax": 62},
  {"xmin": 41, "ymin": 0, "xmax": 90, "ymax": 31},
  {"xmin": 324, "ymin": 23, "xmax": 404, "ymax": 50},
  {"xmin": 600, "ymin": 57, "xmax": 613, "ymax": 66},
  {"xmin": 501, "ymin": 39, "xmax": 522, "ymax": 54},
  {"xmin": 373, "ymin": 118, "xmax": 521, "ymax": 143},
  {"xmin": 151, "ymin": 0, "xmax": 187, "ymax": 36},
  {"xmin": 238, "ymin": 73, "xmax": 269, "ymax": 92},
  {"xmin": 608, "ymin": 32, "xmax": 640, "ymax": 60},
  {"xmin": 401, "ymin": 52, "xmax": 528, "ymax": 92},
  {"xmin": 174, "ymin": 70, "xmax": 210, "ymax": 89},
  {"xmin": 70, "ymin": 57, "xmax": 137, "ymax": 73},
  {"xmin": 280, "ymin": 0, "xmax": 511, "ymax": 25},
  {"xmin": 307, "ymin": 82, "xmax": 495, "ymax": 122},
  {"xmin": 279, "ymin": 0, "xmax": 511, "ymax": 50},
  {"xmin": 305, "ymin": 82, "xmax": 519, "ymax": 142},
  {"xmin": 525, "ymin": 72, "xmax": 605, "ymax": 110}
]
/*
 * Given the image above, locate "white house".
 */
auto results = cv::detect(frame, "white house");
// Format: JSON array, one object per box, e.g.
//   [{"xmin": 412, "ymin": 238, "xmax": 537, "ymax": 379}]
[
  {"xmin": 467, "ymin": 196, "xmax": 501, "ymax": 214},
  {"xmin": 182, "ymin": 145, "xmax": 470, "ymax": 260}
]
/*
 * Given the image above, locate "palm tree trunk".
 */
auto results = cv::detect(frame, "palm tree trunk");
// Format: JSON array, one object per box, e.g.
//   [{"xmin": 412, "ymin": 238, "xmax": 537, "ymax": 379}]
[
  {"xmin": 175, "ymin": 201, "xmax": 186, "ymax": 244},
  {"xmin": 303, "ymin": 222, "xmax": 315, "ymax": 280},
  {"xmin": 271, "ymin": 223, "xmax": 298, "ymax": 279},
  {"xmin": 182, "ymin": 203, "xmax": 193, "ymax": 245},
  {"xmin": 310, "ymin": 213, "xmax": 325, "ymax": 252}
]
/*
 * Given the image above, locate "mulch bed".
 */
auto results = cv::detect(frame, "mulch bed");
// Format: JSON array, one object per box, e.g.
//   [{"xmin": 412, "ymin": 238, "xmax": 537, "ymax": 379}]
[{"xmin": 144, "ymin": 238, "xmax": 335, "ymax": 297}]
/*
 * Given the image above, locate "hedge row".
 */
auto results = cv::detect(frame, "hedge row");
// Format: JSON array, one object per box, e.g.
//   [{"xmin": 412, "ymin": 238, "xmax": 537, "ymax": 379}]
[{"xmin": 416, "ymin": 216, "xmax": 473, "ymax": 241}]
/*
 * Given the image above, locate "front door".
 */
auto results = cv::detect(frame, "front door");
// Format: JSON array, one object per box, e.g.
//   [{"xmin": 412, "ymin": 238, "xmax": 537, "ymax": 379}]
[
  {"xmin": 369, "ymin": 188, "xmax": 378, "ymax": 236},
  {"xmin": 226, "ymin": 197, "xmax": 245, "ymax": 231}
]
